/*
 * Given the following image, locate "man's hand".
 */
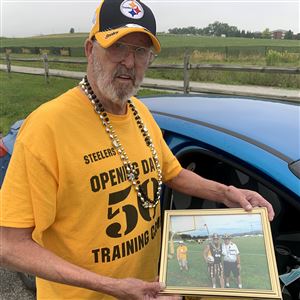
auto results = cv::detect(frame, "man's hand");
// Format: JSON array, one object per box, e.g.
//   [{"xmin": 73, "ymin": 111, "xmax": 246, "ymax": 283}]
[
  {"xmin": 165, "ymin": 169, "xmax": 275, "ymax": 221},
  {"xmin": 223, "ymin": 186, "xmax": 274, "ymax": 221},
  {"xmin": 0, "ymin": 227, "xmax": 166, "ymax": 299},
  {"xmin": 109, "ymin": 278, "xmax": 164, "ymax": 300}
]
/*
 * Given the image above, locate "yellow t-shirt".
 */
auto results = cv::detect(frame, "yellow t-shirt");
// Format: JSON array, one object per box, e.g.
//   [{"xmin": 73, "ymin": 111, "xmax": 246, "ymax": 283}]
[
  {"xmin": 177, "ymin": 245, "xmax": 188, "ymax": 260},
  {"xmin": 1, "ymin": 87, "xmax": 182, "ymax": 299}
]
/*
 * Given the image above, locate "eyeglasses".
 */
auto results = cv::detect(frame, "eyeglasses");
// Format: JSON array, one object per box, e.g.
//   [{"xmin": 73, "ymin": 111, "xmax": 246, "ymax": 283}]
[{"xmin": 105, "ymin": 42, "xmax": 156, "ymax": 65}]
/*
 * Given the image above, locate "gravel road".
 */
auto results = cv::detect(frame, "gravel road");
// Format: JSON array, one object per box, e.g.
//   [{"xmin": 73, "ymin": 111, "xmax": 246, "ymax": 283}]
[{"xmin": 0, "ymin": 268, "xmax": 35, "ymax": 300}]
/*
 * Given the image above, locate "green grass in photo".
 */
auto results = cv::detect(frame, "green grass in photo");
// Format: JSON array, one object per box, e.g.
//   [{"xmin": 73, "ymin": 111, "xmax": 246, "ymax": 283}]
[{"xmin": 166, "ymin": 236, "xmax": 271, "ymax": 290}]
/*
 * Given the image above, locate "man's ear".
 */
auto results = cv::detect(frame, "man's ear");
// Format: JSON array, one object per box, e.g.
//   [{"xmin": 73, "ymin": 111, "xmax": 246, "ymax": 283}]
[{"xmin": 85, "ymin": 39, "xmax": 94, "ymax": 61}]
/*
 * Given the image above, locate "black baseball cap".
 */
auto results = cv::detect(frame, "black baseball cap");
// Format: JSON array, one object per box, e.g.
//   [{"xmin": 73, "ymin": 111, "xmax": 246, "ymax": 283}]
[
  {"xmin": 223, "ymin": 234, "xmax": 231, "ymax": 239},
  {"xmin": 212, "ymin": 233, "xmax": 219, "ymax": 239},
  {"xmin": 89, "ymin": 0, "xmax": 161, "ymax": 52}
]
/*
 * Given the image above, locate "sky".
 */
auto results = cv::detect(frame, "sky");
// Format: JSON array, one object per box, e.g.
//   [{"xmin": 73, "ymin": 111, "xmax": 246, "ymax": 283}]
[
  {"xmin": 1, "ymin": 0, "xmax": 299, "ymax": 38},
  {"xmin": 170, "ymin": 213, "xmax": 263, "ymax": 236}
]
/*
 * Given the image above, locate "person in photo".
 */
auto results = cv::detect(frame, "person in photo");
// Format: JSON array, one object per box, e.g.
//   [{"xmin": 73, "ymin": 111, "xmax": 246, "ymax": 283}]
[{"xmin": 222, "ymin": 234, "xmax": 242, "ymax": 288}]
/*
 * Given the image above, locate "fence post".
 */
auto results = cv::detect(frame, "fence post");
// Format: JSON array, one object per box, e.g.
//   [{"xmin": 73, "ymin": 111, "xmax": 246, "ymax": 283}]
[
  {"xmin": 183, "ymin": 51, "xmax": 190, "ymax": 94},
  {"xmin": 5, "ymin": 52, "xmax": 11, "ymax": 74},
  {"xmin": 225, "ymin": 46, "xmax": 228, "ymax": 61},
  {"xmin": 42, "ymin": 53, "xmax": 49, "ymax": 83}
]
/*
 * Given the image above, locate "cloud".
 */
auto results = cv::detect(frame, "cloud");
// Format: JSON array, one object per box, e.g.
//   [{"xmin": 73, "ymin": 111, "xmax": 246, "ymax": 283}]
[{"xmin": 1, "ymin": 0, "xmax": 299, "ymax": 37}]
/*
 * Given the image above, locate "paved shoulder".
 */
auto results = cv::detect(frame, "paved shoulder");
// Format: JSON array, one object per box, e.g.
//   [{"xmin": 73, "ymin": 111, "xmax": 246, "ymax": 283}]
[
  {"xmin": 0, "ymin": 268, "xmax": 35, "ymax": 300},
  {"xmin": 142, "ymin": 78, "xmax": 300, "ymax": 102},
  {"xmin": 1, "ymin": 64, "xmax": 299, "ymax": 102}
]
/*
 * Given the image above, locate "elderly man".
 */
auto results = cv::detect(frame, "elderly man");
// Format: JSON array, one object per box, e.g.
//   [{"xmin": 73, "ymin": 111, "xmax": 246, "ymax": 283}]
[
  {"xmin": 222, "ymin": 234, "xmax": 242, "ymax": 288},
  {"xmin": 0, "ymin": 0, "xmax": 274, "ymax": 299}
]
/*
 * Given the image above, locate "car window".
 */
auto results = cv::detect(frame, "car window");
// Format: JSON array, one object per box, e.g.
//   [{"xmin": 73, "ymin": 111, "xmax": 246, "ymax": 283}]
[{"xmin": 163, "ymin": 149, "xmax": 300, "ymax": 257}]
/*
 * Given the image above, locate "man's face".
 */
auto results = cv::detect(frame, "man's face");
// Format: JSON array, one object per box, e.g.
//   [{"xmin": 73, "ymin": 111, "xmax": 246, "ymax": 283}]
[
  {"xmin": 213, "ymin": 237, "xmax": 219, "ymax": 245},
  {"xmin": 224, "ymin": 238, "xmax": 230, "ymax": 245},
  {"xmin": 90, "ymin": 32, "xmax": 152, "ymax": 104}
]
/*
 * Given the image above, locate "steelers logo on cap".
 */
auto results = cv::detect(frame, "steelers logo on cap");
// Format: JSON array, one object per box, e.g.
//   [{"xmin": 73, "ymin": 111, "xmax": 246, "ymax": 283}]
[{"xmin": 120, "ymin": 0, "xmax": 144, "ymax": 19}]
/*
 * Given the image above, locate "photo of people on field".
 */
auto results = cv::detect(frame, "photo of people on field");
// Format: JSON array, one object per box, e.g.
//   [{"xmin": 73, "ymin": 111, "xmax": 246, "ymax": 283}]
[{"xmin": 165, "ymin": 212, "xmax": 272, "ymax": 290}]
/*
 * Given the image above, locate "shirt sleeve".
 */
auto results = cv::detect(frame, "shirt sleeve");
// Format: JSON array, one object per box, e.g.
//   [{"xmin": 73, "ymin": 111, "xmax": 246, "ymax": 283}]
[{"xmin": 1, "ymin": 140, "xmax": 57, "ymax": 244}]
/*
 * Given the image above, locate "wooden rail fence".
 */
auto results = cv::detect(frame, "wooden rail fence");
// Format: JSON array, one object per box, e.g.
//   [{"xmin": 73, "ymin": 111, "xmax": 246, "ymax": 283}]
[{"xmin": 1, "ymin": 53, "xmax": 299, "ymax": 94}]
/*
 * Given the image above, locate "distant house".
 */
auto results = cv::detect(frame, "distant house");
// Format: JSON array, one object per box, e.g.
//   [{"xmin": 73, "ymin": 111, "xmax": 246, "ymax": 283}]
[
  {"xmin": 253, "ymin": 31, "xmax": 262, "ymax": 39},
  {"xmin": 271, "ymin": 29, "xmax": 287, "ymax": 39}
]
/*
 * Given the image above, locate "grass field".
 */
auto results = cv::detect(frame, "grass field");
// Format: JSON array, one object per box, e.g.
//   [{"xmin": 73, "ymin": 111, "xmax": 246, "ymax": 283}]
[
  {"xmin": 1, "ymin": 33, "xmax": 299, "ymax": 62},
  {"xmin": 0, "ymin": 34, "xmax": 299, "ymax": 117},
  {"xmin": 0, "ymin": 72, "xmax": 77, "ymax": 135},
  {"xmin": 1, "ymin": 33, "xmax": 300, "ymax": 48},
  {"xmin": 0, "ymin": 71, "xmax": 168, "ymax": 135},
  {"xmin": 0, "ymin": 33, "xmax": 89, "ymax": 48},
  {"xmin": 1, "ymin": 33, "xmax": 299, "ymax": 89},
  {"xmin": 166, "ymin": 236, "xmax": 271, "ymax": 290},
  {"xmin": 1, "ymin": 33, "xmax": 299, "ymax": 88}
]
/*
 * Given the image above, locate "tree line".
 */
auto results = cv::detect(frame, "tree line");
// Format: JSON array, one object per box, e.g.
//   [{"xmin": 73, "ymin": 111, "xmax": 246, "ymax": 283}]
[{"xmin": 168, "ymin": 21, "xmax": 300, "ymax": 40}]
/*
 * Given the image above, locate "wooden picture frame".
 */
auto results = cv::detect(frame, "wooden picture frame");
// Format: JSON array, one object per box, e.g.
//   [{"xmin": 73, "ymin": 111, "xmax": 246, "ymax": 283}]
[{"xmin": 159, "ymin": 208, "xmax": 282, "ymax": 299}]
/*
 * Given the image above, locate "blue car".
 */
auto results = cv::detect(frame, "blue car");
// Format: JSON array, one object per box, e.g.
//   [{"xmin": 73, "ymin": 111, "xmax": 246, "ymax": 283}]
[{"xmin": 141, "ymin": 94, "xmax": 300, "ymax": 299}]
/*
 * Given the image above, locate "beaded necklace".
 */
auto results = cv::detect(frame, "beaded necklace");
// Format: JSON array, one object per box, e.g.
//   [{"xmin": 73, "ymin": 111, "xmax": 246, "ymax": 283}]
[{"xmin": 79, "ymin": 76, "xmax": 162, "ymax": 208}]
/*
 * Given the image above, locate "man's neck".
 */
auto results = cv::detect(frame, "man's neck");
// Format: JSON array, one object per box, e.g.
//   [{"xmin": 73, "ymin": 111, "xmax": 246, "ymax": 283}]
[
  {"xmin": 98, "ymin": 96, "xmax": 128, "ymax": 115},
  {"xmin": 88, "ymin": 78, "xmax": 128, "ymax": 115}
]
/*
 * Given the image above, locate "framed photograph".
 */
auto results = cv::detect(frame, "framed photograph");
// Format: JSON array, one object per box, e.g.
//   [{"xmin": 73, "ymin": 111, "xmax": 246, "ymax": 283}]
[{"xmin": 159, "ymin": 208, "xmax": 282, "ymax": 299}]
